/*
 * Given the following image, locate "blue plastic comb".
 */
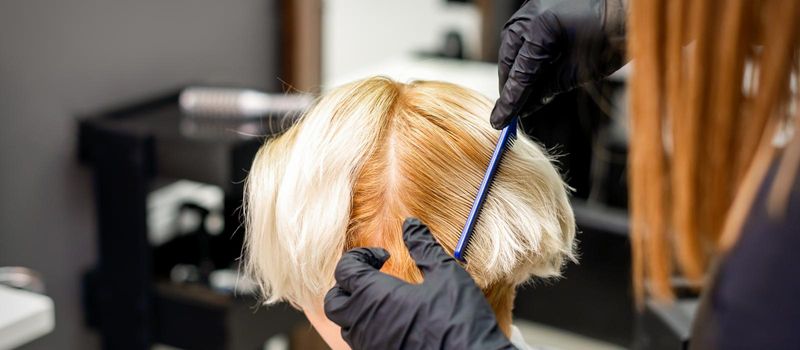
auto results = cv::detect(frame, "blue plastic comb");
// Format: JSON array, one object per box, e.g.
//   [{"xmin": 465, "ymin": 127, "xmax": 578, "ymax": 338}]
[{"xmin": 454, "ymin": 117, "xmax": 518, "ymax": 262}]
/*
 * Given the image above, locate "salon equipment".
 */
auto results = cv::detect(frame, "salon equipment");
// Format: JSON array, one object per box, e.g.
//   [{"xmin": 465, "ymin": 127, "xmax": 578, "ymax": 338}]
[
  {"xmin": 78, "ymin": 91, "xmax": 304, "ymax": 349},
  {"xmin": 179, "ymin": 87, "xmax": 312, "ymax": 118},
  {"xmin": 454, "ymin": 117, "xmax": 518, "ymax": 262}
]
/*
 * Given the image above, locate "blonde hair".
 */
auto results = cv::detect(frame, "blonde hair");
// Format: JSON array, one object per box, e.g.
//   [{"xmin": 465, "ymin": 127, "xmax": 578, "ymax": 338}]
[
  {"xmin": 628, "ymin": 0, "xmax": 800, "ymax": 302},
  {"xmin": 244, "ymin": 77, "xmax": 576, "ymax": 330}
]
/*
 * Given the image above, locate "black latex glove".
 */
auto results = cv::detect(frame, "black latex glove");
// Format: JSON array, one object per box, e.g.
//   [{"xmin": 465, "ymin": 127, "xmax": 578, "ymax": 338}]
[
  {"xmin": 324, "ymin": 218, "xmax": 516, "ymax": 350},
  {"xmin": 491, "ymin": 0, "xmax": 627, "ymax": 129}
]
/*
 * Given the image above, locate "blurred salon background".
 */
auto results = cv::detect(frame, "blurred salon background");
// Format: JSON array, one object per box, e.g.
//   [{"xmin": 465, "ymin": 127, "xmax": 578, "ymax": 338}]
[{"xmin": 0, "ymin": 1, "xmax": 639, "ymax": 349}]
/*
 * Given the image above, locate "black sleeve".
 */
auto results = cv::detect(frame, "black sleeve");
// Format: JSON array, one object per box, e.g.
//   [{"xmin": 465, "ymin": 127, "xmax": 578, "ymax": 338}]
[{"xmin": 693, "ymin": 165, "xmax": 800, "ymax": 349}]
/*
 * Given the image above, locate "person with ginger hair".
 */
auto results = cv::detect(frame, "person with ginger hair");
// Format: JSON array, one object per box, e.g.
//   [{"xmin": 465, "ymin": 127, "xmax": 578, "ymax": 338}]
[{"xmin": 243, "ymin": 76, "xmax": 576, "ymax": 349}]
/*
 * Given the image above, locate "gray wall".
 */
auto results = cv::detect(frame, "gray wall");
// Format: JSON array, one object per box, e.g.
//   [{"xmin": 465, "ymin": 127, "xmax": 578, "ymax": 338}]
[{"xmin": 0, "ymin": 1, "xmax": 280, "ymax": 348}]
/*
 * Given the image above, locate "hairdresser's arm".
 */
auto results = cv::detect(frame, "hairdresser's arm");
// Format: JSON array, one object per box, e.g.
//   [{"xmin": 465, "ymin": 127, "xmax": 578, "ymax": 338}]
[
  {"xmin": 324, "ymin": 218, "xmax": 516, "ymax": 350},
  {"xmin": 491, "ymin": 0, "xmax": 627, "ymax": 129}
]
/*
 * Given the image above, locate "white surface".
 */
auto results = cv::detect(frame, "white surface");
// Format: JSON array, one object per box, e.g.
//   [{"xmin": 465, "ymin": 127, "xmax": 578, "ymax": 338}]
[
  {"xmin": 0, "ymin": 285, "xmax": 54, "ymax": 349},
  {"xmin": 322, "ymin": 0, "xmax": 481, "ymax": 85},
  {"xmin": 515, "ymin": 319, "xmax": 624, "ymax": 350},
  {"xmin": 326, "ymin": 55, "xmax": 500, "ymax": 100}
]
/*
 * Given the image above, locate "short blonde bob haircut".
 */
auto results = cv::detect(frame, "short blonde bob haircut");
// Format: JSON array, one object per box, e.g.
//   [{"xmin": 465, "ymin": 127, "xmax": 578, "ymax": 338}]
[{"xmin": 244, "ymin": 76, "xmax": 576, "ymax": 331}]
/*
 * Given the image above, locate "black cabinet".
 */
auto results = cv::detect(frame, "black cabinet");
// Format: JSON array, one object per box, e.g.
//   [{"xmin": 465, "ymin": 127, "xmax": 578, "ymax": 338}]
[{"xmin": 79, "ymin": 91, "xmax": 304, "ymax": 350}]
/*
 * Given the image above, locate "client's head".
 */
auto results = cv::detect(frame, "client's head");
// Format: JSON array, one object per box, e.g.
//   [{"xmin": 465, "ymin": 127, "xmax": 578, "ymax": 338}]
[{"xmin": 244, "ymin": 77, "xmax": 576, "ymax": 348}]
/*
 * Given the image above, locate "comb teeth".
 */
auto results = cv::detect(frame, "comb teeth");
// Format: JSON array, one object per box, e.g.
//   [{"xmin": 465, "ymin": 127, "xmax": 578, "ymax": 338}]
[{"xmin": 453, "ymin": 117, "xmax": 518, "ymax": 262}]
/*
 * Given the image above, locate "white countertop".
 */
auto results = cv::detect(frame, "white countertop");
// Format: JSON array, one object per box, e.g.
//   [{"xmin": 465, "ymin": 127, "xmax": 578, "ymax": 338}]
[
  {"xmin": 326, "ymin": 55, "xmax": 500, "ymax": 100},
  {"xmin": 0, "ymin": 285, "xmax": 54, "ymax": 349}
]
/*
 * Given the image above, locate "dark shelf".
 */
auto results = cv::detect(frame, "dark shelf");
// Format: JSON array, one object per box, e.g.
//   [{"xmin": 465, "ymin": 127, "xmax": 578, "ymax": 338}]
[
  {"xmin": 78, "ymin": 91, "xmax": 302, "ymax": 350},
  {"xmin": 78, "ymin": 90, "xmax": 291, "ymax": 192}
]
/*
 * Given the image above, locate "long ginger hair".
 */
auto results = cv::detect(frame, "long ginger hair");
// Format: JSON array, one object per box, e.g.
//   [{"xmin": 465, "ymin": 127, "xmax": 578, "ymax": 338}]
[{"xmin": 628, "ymin": 0, "xmax": 800, "ymax": 302}]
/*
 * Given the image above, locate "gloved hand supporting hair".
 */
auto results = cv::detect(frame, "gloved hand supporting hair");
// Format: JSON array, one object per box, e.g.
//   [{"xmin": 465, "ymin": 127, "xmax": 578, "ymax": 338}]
[{"xmin": 324, "ymin": 218, "xmax": 517, "ymax": 350}]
